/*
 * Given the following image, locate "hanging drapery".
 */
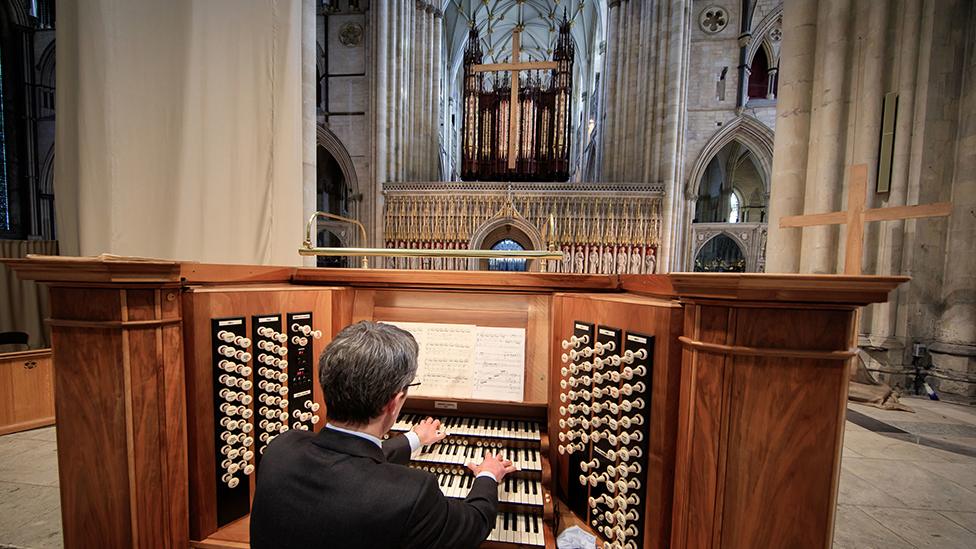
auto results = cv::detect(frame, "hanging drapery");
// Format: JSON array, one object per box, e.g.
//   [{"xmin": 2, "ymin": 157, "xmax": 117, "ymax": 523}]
[{"xmin": 0, "ymin": 240, "xmax": 58, "ymax": 348}]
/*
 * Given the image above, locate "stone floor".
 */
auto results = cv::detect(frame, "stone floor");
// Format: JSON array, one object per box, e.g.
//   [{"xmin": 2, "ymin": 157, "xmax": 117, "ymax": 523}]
[
  {"xmin": 834, "ymin": 398, "xmax": 976, "ymax": 548},
  {"xmin": 0, "ymin": 397, "xmax": 974, "ymax": 548}
]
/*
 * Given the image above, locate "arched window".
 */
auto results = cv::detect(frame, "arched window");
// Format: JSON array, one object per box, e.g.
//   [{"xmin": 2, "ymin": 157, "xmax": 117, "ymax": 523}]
[
  {"xmin": 728, "ymin": 189, "xmax": 741, "ymax": 223},
  {"xmin": 747, "ymin": 47, "xmax": 770, "ymax": 100},
  {"xmin": 488, "ymin": 239, "xmax": 527, "ymax": 272}
]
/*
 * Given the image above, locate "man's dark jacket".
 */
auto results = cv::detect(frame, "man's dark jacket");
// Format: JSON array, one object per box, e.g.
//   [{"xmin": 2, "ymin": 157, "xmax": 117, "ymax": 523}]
[{"xmin": 250, "ymin": 427, "xmax": 498, "ymax": 548}]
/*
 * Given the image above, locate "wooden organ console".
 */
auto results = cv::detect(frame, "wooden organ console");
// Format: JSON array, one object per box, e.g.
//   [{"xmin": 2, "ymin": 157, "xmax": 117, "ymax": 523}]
[{"xmin": 4, "ymin": 257, "xmax": 905, "ymax": 549}]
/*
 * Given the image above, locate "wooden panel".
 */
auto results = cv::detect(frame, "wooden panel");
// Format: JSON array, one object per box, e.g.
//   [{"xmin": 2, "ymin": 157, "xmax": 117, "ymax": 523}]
[
  {"xmin": 3, "ymin": 255, "xmax": 182, "ymax": 284},
  {"xmin": 294, "ymin": 267, "xmax": 619, "ymax": 292},
  {"xmin": 373, "ymin": 306, "xmax": 528, "ymax": 326},
  {"xmin": 671, "ymin": 303, "xmax": 861, "ymax": 549},
  {"xmin": 351, "ymin": 289, "xmax": 553, "ymax": 404},
  {"xmin": 718, "ymin": 307, "xmax": 854, "ymax": 549},
  {"xmin": 52, "ymin": 325, "xmax": 133, "ymax": 547},
  {"xmin": 550, "ymin": 293, "xmax": 683, "ymax": 549},
  {"xmin": 0, "ymin": 349, "xmax": 55, "ymax": 435},
  {"xmin": 180, "ymin": 263, "xmax": 296, "ymax": 284},
  {"xmin": 721, "ymin": 357, "xmax": 846, "ymax": 548},
  {"xmin": 670, "ymin": 304, "xmax": 732, "ymax": 549},
  {"xmin": 50, "ymin": 287, "xmax": 123, "ymax": 321},
  {"xmin": 182, "ymin": 286, "xmax": 334, "ymax": 541},
  {"xmin": 663, "ymin": 273, "xmax": 906, "ymax": 305}
]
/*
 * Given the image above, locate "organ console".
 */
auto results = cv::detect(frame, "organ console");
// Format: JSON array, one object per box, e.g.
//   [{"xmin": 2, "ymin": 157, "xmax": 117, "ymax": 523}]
[{"xmin": 4, "ymin": 257, "xmax": 905, "ymax": 549}]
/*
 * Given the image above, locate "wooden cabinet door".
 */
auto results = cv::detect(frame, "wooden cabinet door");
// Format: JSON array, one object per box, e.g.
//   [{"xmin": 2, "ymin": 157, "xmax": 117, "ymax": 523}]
[{"xmin": 0, "ymin": 350, "xmax": 55, "ymax": 434}]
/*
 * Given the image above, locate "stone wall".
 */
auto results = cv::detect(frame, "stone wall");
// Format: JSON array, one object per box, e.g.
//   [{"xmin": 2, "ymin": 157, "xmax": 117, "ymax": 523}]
[{"xmin": 766, "ymin": 0, "xmax": 976, "ymax": 399}]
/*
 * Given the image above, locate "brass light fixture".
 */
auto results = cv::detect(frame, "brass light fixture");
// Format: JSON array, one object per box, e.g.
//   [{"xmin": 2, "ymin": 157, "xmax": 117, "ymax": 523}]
[{"xmin": 300, "ymin": 211, "xmax": 564, "ymax": 269}]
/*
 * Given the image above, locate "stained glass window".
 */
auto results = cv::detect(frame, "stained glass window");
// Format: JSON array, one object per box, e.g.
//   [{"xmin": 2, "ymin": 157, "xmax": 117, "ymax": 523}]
[{"xmin": 488, "ymin": 239, "xmax": 527, "ymax": 272}]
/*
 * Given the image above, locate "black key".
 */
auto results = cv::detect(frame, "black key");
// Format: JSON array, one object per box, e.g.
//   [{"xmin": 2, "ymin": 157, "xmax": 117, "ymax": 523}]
[
  {"xmin": 532, "ymin": 515, "xmax": 539, "ymax": 533},
  {"xmin": 503, "ymin": 512, "xmax": 509, "ymax": 530},
  {"xmin": 531, "ymin": 480, "xmax": 538, "ymax": 495}
]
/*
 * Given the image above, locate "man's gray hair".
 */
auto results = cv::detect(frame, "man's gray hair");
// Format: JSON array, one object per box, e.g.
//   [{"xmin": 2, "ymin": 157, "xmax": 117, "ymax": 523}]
[{"xmin": 318, "ymin": 321, "xmax": 419, "ymax": 424}]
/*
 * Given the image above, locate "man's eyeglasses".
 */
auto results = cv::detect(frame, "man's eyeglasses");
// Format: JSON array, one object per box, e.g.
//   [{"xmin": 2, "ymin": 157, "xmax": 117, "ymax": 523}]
[{"xmin": 403, "ymin": 381, "xmax": 422, "ymax": 392}]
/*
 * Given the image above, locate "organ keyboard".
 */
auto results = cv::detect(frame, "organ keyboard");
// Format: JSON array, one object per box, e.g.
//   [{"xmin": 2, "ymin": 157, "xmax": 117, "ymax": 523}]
[{"xmin": 389, "ymin": 404, "xmax": 555, "ymax": 548}]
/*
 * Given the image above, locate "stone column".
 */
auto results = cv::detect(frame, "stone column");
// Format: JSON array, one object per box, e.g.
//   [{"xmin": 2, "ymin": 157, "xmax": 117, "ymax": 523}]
[
  {"xmin": 620, "ymin": 0, "xmax": 637, "ymax": 181},
  {"xmin": 599, "ymin": 1, "xmax": 622, "ymax": 181},
  {"xmin": 797, "ymin": 0, "xmax": 855, "ymax": 274},
  {"xmin": 931, "ymin": 2, "xmax": 976, "ymax": 397},
  {"xmin": 409, "ymin": 2, "xmax": 422, "ymax": 180},
  {"xmin": 302, "ymin": 0, "xmax": 316, "ymax": 265},
  {"xmin": 658, "ymin": 0, "xmax": 692, "ymax": 273},
  {"xmin": 373, "ymin": 0, "xmax": 389, "ymax": 246},
  {"xmin": 422, "ymin": 4, "xmax": 433, "ymax": 180},
  {"xmin": 374, "ymin": 0, "xmax": 388, "ymax": 187},
  {"xmin": 765, "ymin": 68, "xmax": 777, "ymax": 99},
  {"xmin": 765, "ymin": 0, "xmax": 820, "ymax": 273},
  {"xmin": 431, "ymin": 8, "xmax": 443, "ymax": 180},
  {"xmin": 389, "ymin": 1, "xmax": 402, "ymax": 182}
]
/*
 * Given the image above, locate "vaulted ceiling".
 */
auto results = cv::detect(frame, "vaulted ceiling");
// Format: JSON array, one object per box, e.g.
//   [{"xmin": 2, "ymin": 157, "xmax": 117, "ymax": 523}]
[{"xmin": 441, "ymin": 0, "xmax": 605, "ymax": 81}]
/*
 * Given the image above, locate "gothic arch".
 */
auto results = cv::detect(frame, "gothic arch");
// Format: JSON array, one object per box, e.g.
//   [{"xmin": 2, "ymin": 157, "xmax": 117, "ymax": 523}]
[
  {"xmin": 0, "ymin": 0, "xmax": 29, "ymax": 26},
  {"xmin": 747, "ymin": 4, "xmax": 783, "ymax": 67},
  {"xmin": 694, "ymin": 231, "xmax": 747, "ymax": 259},
  {"xmin": 680, "ymin": 115, "xmax": 774, "ymax": 269},
  {"xmin": 316, "ymin": 125, "xmax": 360, "ymax": 199},
  {"xmin": 685, "ymin": 115, "xmax": 774, "ymax": 200},
  {"xmin": 469, "ymin": 215, "xmax": 545, "ymax": 272},
  {"xmin": 38, "ymin": 41, "xmax": 56, "ymax": 83},
  {"xmin": 40, "ymin": 143, "xmax": 54, "ymax": 194},
  {"xmin": 693, "ymin": 232, "xmax": 748, "ymax": 272}
]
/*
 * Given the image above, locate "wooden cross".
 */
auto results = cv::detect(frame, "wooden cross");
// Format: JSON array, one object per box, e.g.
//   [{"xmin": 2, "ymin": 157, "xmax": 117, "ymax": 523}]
[
  {"xmin": 471, "ymin": 28, "xmax": 558, "ymax": 170},
  {"xmin": 779, "ymin": 164, "xmax": 953, "ymax": 275}
]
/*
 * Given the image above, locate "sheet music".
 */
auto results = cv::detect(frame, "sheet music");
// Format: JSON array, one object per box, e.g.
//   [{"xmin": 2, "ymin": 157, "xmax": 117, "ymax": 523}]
[
  {"xmin": 381, "ymin": 321, "xmax": 525, "ymax": 401},
  {"xmin": 384, "ymin": 321, "xmax": 474, "ymax": 399},
  {"xmin": 472, "ymin": 327, "xmax": 525, "ymax": 401}
]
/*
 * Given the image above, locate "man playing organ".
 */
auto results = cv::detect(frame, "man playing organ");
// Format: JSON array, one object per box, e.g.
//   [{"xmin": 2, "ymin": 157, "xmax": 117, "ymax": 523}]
[{"xmin": 250, "ymin": 321, "xmax": 518, "ymax": 548}]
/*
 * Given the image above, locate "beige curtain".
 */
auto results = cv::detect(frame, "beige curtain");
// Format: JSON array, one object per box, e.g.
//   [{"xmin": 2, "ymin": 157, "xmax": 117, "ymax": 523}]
[
  {"xmin": 56, "ymin": 0, "xmax": 304, "ymax": 265},
  {"xmin": 0, "ymin": 240, "xmax": 58, "ymax": 348}
]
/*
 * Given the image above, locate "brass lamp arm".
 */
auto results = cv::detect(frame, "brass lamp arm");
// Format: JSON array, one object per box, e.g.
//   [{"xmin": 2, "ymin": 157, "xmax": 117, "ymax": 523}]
[{"xmin": 303, "ymin": 211, "xmax": 370, "ymax": 269}]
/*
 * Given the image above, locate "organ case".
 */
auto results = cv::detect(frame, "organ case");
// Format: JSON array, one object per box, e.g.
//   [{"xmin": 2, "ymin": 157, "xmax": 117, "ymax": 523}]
[{"xmin": 3, "ymin": 257, "xmax": 905, "ymax": 549}]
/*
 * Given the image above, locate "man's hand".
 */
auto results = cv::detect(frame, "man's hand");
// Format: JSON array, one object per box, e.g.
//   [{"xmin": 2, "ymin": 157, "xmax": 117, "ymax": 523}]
[
  {"xmin": 411, "ymin": 417, "xmax": 447, "ymax": 446},
  {"xmin": 466, "ymin": 451, "xmax": 519, "ymax": 483}
]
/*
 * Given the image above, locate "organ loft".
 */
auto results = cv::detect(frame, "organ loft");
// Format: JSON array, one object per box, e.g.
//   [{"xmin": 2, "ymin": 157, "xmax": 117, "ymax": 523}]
[{"xmin": 1, "ymin": 1, "xmax": 974, "ymax": 549}]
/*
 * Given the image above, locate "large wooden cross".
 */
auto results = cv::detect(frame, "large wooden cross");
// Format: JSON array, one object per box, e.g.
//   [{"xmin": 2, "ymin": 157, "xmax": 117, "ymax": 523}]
[
  {"xmin": 779, "ymin": 164, "xmax": 953, "ymax": 275},
  {"xmin": 471, "ymin": 28, "xmax": 558, "ymax": 170}
]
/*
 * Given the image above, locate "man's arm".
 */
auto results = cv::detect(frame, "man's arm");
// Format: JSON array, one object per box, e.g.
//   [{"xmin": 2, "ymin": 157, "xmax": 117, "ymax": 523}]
[
  {"xmin": 382, "ymin": 433, "xmax": 414, "ymax": 465},
  {"xmin": 400, "ymin": 451, "xmax": 516, "ymax": 549},
  {"xmin": 384, "ymin": 417, "xmax": 446, "ymax": 465},
  {"xmin": 400, "ymin": 474, "xmax": 498, "ymax": 549}
]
